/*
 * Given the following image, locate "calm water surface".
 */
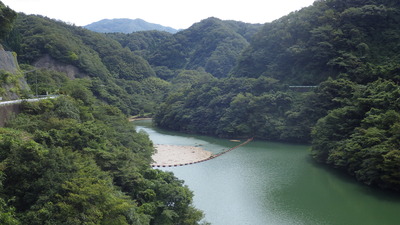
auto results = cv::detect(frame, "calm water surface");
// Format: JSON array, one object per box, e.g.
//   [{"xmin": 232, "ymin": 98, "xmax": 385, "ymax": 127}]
[{"xmin": 134, "ymin": 120, "xmax": 400, "ymax": 225}]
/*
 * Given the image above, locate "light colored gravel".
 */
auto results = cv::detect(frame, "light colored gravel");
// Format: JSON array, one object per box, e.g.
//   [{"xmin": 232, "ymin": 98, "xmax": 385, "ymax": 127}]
[{"xmin": 152, "ymin": 144, "xmax": 212, "ymax": 166}]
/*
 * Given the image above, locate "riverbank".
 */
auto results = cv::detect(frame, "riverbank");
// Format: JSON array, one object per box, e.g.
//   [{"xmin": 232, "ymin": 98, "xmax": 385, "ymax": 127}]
[
  {"xmin": 151, "ymin": 144, "xmax": 212, "ymax": 167},
  {"xmin": 128, "ymin": 116, "xmax": 152, "ymax": 122}
]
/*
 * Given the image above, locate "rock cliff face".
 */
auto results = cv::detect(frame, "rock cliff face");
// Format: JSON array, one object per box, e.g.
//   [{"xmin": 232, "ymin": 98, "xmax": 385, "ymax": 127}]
[
  {"xmin": 0, "ymin": 47, "xmax": 19, "ymax": 74},
  {"xmin": 34, "ymin": 54, "xmax": 87, "ymax": 79},
  {"xmin": 0, "ymin": 46, "xmax": 30, "ymax": 100},
  {"xmin": 0, "ymin": 46, "xmax": 27, "ymax": 126}
]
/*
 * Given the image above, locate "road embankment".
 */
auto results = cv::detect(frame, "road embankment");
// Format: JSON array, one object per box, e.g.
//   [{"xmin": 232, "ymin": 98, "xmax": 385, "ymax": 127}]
[
  {"xmin": 0, "ymin": 96, "xmax": 58, "ymax": 127},
  {"xmin": 0, "ymin": 103, "xmax": 21, "ymax": 127}
]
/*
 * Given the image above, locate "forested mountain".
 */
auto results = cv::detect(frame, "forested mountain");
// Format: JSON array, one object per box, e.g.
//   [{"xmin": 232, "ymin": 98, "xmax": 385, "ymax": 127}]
[
  {"xmin": 0, "ymin": 91, "xmax": 205, "ymax": 224},
  {"xmin": 0, "ymin": 0, "xmax": 16, "ymax": 41},
  {"xmin": 312, "ymin": 78, "xmax": 400, "ymax": 191},
  {"xmin": 106, "ymin": 30, "xmax": 173, "ymax": 69},
  {"xmin": 0, "ymin": 1, "xmax": 29, "ymax": 100},
  {"xmin": 154, "ymin": 0, "xmax": 400, "ymax": 191},
  {"xmin": 232, "ymin": 0, "xmax": 400, "ymax": 85},
  {"xmin": 0, "ymin": 2, "xmax": 206, "ymax": 224},
  {"xmin": 85, "ymin": 18, "xmax": 178, "ymax": 34},
  {"xmin": 148, "ymin": 18, "xmax": 262, "ymax": 78},
  {"xmin": 155, "ymin": 0, "xmax": 400, "ymax": 139},
  {"xmin": 110, "ymin": 17, "xmax": 263, "ymax": 78},
  {"xmin": 1, "ymin": 0, "xmax": 400, "ymax": 214},
  {"xmin": 5, "ymin": 13, "xmax": 172, "ymax": 115}
]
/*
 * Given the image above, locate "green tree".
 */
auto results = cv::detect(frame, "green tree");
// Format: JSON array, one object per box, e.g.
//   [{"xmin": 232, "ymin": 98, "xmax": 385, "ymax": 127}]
[
  {"xmin": 0, "ymin": 1, "xmax": 17, "ymax": 41},
  {"xmin": 311, "ymin": 79, "xmax": 400, "ymax": 191}
]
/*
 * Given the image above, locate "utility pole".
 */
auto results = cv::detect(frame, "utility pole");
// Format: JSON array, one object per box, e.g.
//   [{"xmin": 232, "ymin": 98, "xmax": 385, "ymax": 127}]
[
  {"xmin": 23, "ymin": 68, "xmax": 40, "ymax": 97},
  {"xmin": 35, "ymin": 71, "xmax": 38, "ymax": 97}
]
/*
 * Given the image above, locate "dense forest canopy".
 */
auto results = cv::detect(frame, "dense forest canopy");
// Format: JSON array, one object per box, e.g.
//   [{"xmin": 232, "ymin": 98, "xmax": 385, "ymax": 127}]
[
  {"xmin": 0, "ymin": 1, "xmax": 16, "ymax": 41},
  {"xmin": 232, "ymin": 0, "xmax": 400, "ymax": 85},
  {"xmin": 4, "ymin": 13, "xmax": 173, "ymax": 115},
  {"xmin": 0, "ymin": 91, "xmax": 206, "ymax": 224},
  {"xmin": 110, "ymin": 17, "xmax": 263, "ymax": 78},
  {"xmin": 152, "ymin": 0, "xmax": 400, "ymax": 191},
  {"xmin": 0, "ymin": 2, "xmax": 208, "ymax": 224},
  {"xmin": 312, "ymin": 78, "xmax": 400, "ymax": 191},
  {"xmin": 1, "ymin": 2, "xmax": 400, "ymax": 224}
]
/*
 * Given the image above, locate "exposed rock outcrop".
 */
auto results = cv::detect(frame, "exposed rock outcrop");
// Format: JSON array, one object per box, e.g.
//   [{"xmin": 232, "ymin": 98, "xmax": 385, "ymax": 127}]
[
  {"xmin": 0, "ymin": 47, "xmax": 30, "ymax": 100},
  {"xmin": 0, "ymin": 47, "xmax": 19, "ymax": 74},
  {"xmin": 34, "ymin": 54, "xmax": 87, "ymax": 79}
]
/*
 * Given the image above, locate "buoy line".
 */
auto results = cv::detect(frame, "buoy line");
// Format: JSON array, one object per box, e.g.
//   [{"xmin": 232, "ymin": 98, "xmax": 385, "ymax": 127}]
[{"xmin": 151, "ymin": 137, "xmax": 253, "ymax": 167}]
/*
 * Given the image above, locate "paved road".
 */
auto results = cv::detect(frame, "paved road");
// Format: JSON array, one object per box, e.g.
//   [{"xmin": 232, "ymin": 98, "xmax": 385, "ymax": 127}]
[{"xmin": 0, "ymin": 96, "xmax": 58, "ymax": 106}]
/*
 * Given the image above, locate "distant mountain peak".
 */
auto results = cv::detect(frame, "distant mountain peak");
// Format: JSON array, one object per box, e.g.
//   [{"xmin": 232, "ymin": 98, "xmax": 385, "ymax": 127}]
[{"xmin": 84, "ymin": 18, "xmax": 178, "ymax": 34}]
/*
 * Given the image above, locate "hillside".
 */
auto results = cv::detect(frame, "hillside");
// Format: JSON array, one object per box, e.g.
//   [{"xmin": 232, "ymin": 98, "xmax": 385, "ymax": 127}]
[
  {"xmin": 1, "ymin": 0, "xmax": 400, "ymax": 197},
  {"xmin": 232, "ymin": 0, "xmax": 400, "ymax": 85},
  {"xmin": 149, "ymin": 17, "xmax": 262, "ymax": 78},
  {"xmin": 0, "ymin": 3, "xmax": 29, "ymax": 101},
  {"xmin": 0, "ymin": 88, "xmax": 205, "ymax": 225},
  {"xmin": 110, "ymin": 17, "xmax": 263, "ymax": 78},
  {"xmin": 0, "ymin": 0, "xmax": 16, "ymax": 41},
  {"xmin": 106, "ymin": 30, "xmax": 173, "ymax": 66},
  {"xmin": 154, "ymin": 0, "xmax": 400, "ymax": 191},
  {"xmin": 5, "ymin": 13, "xmax": 172, "ymax": 115},
  {"xmin": 5, "ymin": 14, "xmax": 262, "ymax": 114},
  {"xmin": 0, "ymin": 47, "xmax": 30, "ymax": 100},
  {"xmin": 85, "ymin": 18, "xmax": 178, "ymax": 34},
  {"xmin": 0, "ymin": 2, "xmax": 206, "ymax": 224}
]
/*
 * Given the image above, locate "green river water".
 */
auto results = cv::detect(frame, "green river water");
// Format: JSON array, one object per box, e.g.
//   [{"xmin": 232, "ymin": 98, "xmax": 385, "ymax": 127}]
[{"xmin": 134, "ymin": 119, "xmax": 400, "ymax": 225}]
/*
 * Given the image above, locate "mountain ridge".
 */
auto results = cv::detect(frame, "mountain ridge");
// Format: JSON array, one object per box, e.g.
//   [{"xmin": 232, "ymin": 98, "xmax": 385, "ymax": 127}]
[{"xmin": 84, "ymin": 18, "xmax": 179, "ymax": 34}]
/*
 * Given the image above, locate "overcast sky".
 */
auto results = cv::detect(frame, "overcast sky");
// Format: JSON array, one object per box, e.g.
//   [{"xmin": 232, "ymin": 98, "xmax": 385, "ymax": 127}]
[{"xmin": 2, "ymin": 0, "xmax": 316, "ymax": 29}]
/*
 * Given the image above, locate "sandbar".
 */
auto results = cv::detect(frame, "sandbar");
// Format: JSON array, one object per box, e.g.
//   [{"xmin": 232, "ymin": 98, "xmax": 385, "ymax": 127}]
[{"xmin": 151, "ymin": 144, "xmax": 212, "ymax": 167}]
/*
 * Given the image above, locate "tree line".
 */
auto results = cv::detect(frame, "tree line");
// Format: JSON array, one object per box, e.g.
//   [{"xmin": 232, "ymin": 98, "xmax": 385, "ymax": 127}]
[
  {"xmin": 0, "ymin": 80, "xmax": 207, "ymax": 224},
  {"xmin": 1, "ymin": 1, "xmax": 400, "ymax": 214},
  {"xmin": 153, "ymin": 0, "xmax": 400, "ymax": 191},
  {"xmin": 0, "ymin": 2, "xmax": 208, "ymax": 224}
]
